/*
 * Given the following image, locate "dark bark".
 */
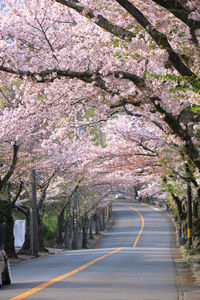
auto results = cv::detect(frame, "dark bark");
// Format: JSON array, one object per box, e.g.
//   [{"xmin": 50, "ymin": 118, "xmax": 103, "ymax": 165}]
[
  {"xmin": 99, "ymin": 209, "xmax": 105, "ymax": 231},
  {"xmin": 72, "ymin": 196, "xmax": 78, "ymax": 250},
  {"xmin": 152, "ymin": 99, "xmax": 200, "ymax": 170},
  {"xmin": 162, "ymin": 176, "xmax": 185, "ymax": 222},
  {"xmin": 151, "ymin": 0, "xmax": 200, "ymax": 44},
  {"xmin": 0, "ymin": 145, "xmax": 21, "ymax": 257},
  {"xmin": 4, "ymin": 210, "xmax": 17, "ymax": 258},
  {"xmin": 56, "ymin": 178, "xmax": 83, "ymax": 248},
  {"xmin": 193, "ymin": 188, "xmax": 200, "ymax": 218},
  {"xmin": 94, "ymin": 212, "xmax": 101, "ymax": 235},
  {"xmin": 30, "ymin": 170, "xmax": 38, "ymax": 256},
  {"xmin": 0, "ymin": 144, "xmax": 19, "ymax": 191},
  {"xmin": 56, "ymin": 210, "xmax": 65, "ymax": 247},
  {"xmin": 64, "ymin": 226, "xmax": 71, "ymax": 249},
  {"xmin": 115, "ymin": 0, "xmax": 199, "ymax": 88},
  {"xmin": 89, "ymin": 217, "xmax": 94, "ymax": 240},
  {"xmin": 81, "ymin": 215, "xmax": 88, "ymax": 249},
  {"xmin": 0, "ymin": 183, "xmax": 23, "ymax": 257},
  {"xmin": 55, "ymin": 0, "xmax": 135, "ymax": 40},
  {"xmin": 36, "ymin": 172, "xmax": 55, "ymax": 252},
  {"xmin": 108, "ymin": 204, "xmax": 113, "ymax": 220}
]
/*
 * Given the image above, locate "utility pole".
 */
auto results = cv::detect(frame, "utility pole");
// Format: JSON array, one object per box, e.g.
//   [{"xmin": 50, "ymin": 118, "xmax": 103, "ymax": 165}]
[
  {"xmin": 30, "ymin": 169, "xmax": 38, "ymax": 256},
  {"xmin": 72, "ymin": 195, "xmax": 78, "ymax": 250},
  {"xmin": 98, "ymin": 121, "xmax": 103, "ymax": 146},
  {"xmin": 187, "ymin": 178, "xmax": 192, "ymax": 249}
]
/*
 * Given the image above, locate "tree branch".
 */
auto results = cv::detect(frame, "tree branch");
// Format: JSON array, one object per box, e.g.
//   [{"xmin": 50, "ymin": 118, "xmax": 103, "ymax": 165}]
[
  {"xmin": 152, "ymin": 0, "xmax": 200, "ymax": 45},
  {"xmin": 55, "ymin": 0, "xmax": 135, "ymax": 40},
  {"xmin": 12, "ymin": 181, "xmax": 23, "ymax": 207},
  {"xmin": 0, "ymin": 144, "xmax": 19, "ymax": 189},
  {"xmin": 151, "ymin": 97, "xmax": 200, "ymax": 169},
  {"xmin": 14, "ymin": 204, "xmax": 29, "ymax": 218},
  {"xmin": 0, "ymin": 66, "xmax": 146, "ymax": 95},
  {"xmin": 162, "ymin": 176, "xmax": 184, "ymax": 221},
  {"xmin": 115, "ymin": 0, "xmax": 200, "ymax": 88}
]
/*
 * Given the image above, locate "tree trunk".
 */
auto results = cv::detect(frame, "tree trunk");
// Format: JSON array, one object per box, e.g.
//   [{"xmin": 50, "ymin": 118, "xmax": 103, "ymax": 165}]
[
  {"xmin": 108, "ymin": 204, "xmax": 113, "ymax": 220},
  {"xmin": 82, "ymin": 215, "xmax": 88, "ymax": 249},
  {"xmin": 89, "ymin": 217, "xmax": 94, "ymax": 239},
  {"xmin": 99, "ymin": 209, "xmax": 105, "ymax": 231},
  {"xmin": 64, "ymin": 223, "xmax": 71, "ymax": 249},
  {"xmin": 94, "ymin": 212, "xmax": 101, "ymax": 235},
  {"xmin": 193, "ymin": 188, "xmax": 200, "ymax": 218},
  {"xmin": 56, "ymin": 211, "xmax": 64, "ymax": 247},
  {"xmin": 193, "ymin": 200, "xmax": 199, "ymax": 219},
  {"xmin": 72, "ymin": 197, "xmax": 78, "ymax": 250},
  {"xmin": 5, "ymin": 212, "xmax": 17, "ymax": 258}
]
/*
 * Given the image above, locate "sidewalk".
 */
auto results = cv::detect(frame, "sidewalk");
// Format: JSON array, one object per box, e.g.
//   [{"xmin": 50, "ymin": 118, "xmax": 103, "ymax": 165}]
[
  {"xmin": 173, "ymin": 245, "xmax": 200, "ymax": 300},
  {"xmin": 162, "ymin": 207, "xmax": 200, "ymax": 300},
  {"xmin": 138, "ymin": 201, "xmax": 200, "ymax": 299}
]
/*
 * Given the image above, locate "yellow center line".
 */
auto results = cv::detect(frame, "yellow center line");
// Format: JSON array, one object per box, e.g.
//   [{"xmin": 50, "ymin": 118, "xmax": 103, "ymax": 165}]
[
  {"xmin": 9, "ymin": 247, "xmax": 123, "ymax": 300},
  {"xmin": 117, "ymin": 202, "xmax": 144, "ymax": 248},
  {"xmin": 9, "ymin": 202, "xmax": 144, "ymax": 300}
]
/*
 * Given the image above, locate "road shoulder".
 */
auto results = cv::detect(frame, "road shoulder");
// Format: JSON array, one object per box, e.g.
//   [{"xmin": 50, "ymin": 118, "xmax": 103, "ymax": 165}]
[{"xmin": 168, "ymin": 212, "xmax": 200, "ymax": 300}]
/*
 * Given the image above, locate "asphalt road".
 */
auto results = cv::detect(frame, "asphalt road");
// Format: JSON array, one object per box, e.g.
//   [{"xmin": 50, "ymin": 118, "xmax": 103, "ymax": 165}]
[{"xmin": 1, "ymin": 201, "xmax": 178, "ymax": 300}]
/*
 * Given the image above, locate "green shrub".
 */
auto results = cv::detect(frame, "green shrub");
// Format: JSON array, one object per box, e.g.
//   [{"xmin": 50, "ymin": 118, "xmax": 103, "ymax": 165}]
[{"xmin": 43, "ymin": 215, "xmax": 57, "ymax": 241}]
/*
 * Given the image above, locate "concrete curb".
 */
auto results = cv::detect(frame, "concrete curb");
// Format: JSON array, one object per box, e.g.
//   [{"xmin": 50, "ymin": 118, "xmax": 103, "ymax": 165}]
[{"xmin": 9, "ymin": 248, "xmax": 67, "ymax": 266}]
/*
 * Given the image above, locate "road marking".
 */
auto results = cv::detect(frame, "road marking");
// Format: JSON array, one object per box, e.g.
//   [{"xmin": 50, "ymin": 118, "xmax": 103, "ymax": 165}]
[
  {"xmin": 9, "ymin": 202, "xmax": 144, "ymax": 300},
  {"xmin": 117, "ymin": 202, "xmax": 144, "ymax": 248},
  {"xmin": 9, "ymin": 247, "xmax": 123, "ymax": 300}
]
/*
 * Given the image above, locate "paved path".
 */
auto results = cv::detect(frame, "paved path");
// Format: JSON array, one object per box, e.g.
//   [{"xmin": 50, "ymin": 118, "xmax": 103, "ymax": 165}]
[{"xmin": 1, "ymin": 201, "xmax": 179, "ymax": 299}]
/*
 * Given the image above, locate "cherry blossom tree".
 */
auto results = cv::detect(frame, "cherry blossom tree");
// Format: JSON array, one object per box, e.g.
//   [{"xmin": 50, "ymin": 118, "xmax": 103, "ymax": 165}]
[
  {"xmin": 0, "ymin": 0, "xmax": 200, "ymax": 250},
  {"xmin": 0, "ymin": 0, "xmax": 199, "ymax": 168}
]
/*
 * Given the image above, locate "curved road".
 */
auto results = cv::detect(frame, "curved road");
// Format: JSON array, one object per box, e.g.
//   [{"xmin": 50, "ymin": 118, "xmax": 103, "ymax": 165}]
[{"xmin": 1, "ymin": 201, "xmax": 178, "ymax": 300}]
